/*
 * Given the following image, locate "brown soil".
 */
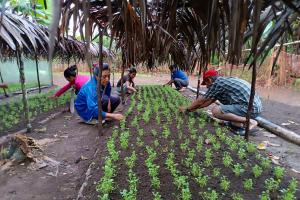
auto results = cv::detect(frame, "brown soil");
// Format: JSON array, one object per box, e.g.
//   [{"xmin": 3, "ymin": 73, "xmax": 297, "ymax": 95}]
[
  {"xmin": 0, "ymin": 111, "xmax": 117, "ymax": 200},
  {"xmin": 82, "ymin": 87, "xmax": 300, "ymax": 200}
]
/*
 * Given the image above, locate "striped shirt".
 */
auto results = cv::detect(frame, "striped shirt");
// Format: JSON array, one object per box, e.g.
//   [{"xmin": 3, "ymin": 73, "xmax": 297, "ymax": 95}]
[{"xmin": 204, "ymin": 77, "xmax": 262, "ymax": 114}]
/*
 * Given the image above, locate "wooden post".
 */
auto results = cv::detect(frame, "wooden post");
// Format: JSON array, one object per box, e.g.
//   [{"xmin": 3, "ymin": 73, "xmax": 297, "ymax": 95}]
[
  {"xmin": 245, "ymin": 0, "xmax": 262, "ymax": 140},
  {"xmin": 196, "ymin": 62, "xmax": 202, "ymax": 99},
  {"xmin": 35, "ymin": 54, "xmax": 41, "ymax": 93},
  {"xmin": 16, "ymin": 49, "xmax": 31, "ymax": 132},
  {"xmin": 97, "ymin": 27, "xmax": 103, "ymax": 136},
  {"xmin": 120, "ymin": 57, "xmax": 126, "ymax": 104},
  {"xmin": 0, "ymin": 68, "xmax": 8, "ymax": 97}
]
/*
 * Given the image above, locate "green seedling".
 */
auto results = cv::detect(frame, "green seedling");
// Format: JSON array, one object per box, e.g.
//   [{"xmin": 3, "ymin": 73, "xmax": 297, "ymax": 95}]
[
  {"xmin": 252, "ymin": 164, "xmax": 263, "ymax": 178},
  {"xmin": 220, "ymin": 176, "xmax": 230, "ymax": 191},
  {"xmin": 243, "ymin": 178, "xmax": 253, "ymax": 191},
  {"xmin": 223, "ymin": 152, "xmax": 233, "ymax": 167},
  {"xmin": 273, "ymin": 166, "xmax": 285, "ymax": 180},
  {"xmin": 231, "ymin": 193, "xmax": 244, "ymax": 200},
  {"xmin": 232, "ymin": 163, "xmax": 245, "ymax": 177}
]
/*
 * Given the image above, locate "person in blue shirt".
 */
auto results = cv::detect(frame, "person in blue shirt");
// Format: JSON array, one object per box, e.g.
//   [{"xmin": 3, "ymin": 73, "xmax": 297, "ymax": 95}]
[
  {"xmin": 164, "ymin": 64, "xmax": 189, "ymax": 90},
  {"xmin": 75, "ymin": 63, "xmax": 123, "ymax": 122}
]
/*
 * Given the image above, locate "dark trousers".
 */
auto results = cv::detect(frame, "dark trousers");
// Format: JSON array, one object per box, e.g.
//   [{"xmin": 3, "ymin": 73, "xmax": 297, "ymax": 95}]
[
  {"xmin": 101, "ymin": 95, "xmax": 120, "ymax": 113},
  {"xmin": 174, "ymin": 78, "xmax": 189, "ymax": 89}
]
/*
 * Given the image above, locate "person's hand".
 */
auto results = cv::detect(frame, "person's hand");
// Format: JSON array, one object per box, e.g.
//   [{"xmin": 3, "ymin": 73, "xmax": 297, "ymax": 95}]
[
  {"xmin": 48, "ymin": 95, "xmax": 57, "ymax": 99},
  {"xmin": 112, "ymin": 114, "xmax": 124, "ymax": 121},
  {"xmin": 179, "ymin": 106, "xmax": 187, "ymax": 113}
]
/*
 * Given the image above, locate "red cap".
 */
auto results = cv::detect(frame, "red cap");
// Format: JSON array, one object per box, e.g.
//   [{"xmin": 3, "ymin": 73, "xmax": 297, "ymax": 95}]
[{"xmin": 201, "ymin": 69, "xmax": 218, "ymax": 85}]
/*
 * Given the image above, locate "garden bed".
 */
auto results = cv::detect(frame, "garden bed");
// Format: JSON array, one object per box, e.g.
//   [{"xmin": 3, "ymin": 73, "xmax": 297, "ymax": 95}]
[
  {"xmin": 0, "ymin": 90, "xmax": 71, "ymax": 136},
  {"xmin": 84, "ymin": 85, "xmax": 299, "ymax": 200}
]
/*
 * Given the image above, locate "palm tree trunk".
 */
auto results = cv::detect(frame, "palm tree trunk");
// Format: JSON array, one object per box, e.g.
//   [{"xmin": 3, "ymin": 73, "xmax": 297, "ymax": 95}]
[
  {"xmin": 16, "ymin": 49, "xmax": 31, "ymax": 132},
  {"xmin": 97, "ymin": 27, "xmax": 103, "ymax": 136}
]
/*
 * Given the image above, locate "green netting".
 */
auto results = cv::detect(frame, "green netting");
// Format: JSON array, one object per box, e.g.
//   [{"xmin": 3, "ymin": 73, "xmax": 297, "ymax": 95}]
[{"xmin": 0, "ymin": 59, "xmax": 51, "ymax": 85}]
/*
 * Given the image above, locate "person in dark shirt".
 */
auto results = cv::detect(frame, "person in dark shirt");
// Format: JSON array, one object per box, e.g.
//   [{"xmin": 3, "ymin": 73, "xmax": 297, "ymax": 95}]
[
  {"xmin": 117, "ymin": 67, "xmax": 137, "ymax": 94},
  {"xmin": 180, "ymin": 69, "xmax": 262, "ymax": 136},
  {"xmin": 164, "ymin": 64, "xmax": 189, "ymax": 90}
]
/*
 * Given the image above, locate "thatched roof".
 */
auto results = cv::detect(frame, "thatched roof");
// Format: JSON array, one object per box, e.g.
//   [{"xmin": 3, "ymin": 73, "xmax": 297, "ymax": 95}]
[
  {"xmin": 59, "ymin": 0, "xmax": 300, "ymax": 72},
  {"xmin": 0, "ymin": 10, "xmax": 112, "ymax": 61}
]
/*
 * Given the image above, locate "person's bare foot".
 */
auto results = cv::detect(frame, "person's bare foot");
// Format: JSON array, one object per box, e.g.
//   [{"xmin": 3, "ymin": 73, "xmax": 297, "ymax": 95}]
[{"xmin": 249, "ymin": 119, "xmax": 258, "ymax": 130}]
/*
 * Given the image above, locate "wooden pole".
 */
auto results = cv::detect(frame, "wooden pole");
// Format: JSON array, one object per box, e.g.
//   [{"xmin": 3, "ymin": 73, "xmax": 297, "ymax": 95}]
[
  {"xmin": 245, "ymin": 0, "xmax": 262, "ymax": 140},
  {"xmin": 16, "ymin": 49, "xmax": 31, "ymax": 132},
  {"xmin": 196, "ymin": 62, "xmax": 202, "ymax": 99},
  {"xmin": 0, "ymin": 68, "xmax": 8, "ymax": 97},
  {"xmin": 97, "ymin": 27, "xmax": 103, "ymax": 136},
  {"xmin": 120, "ymin": 57, "xmax": 126, "ymax": 104},
  {"xmin": 35, "ymin": 54, "xmax": 41, "ymax": 93}
]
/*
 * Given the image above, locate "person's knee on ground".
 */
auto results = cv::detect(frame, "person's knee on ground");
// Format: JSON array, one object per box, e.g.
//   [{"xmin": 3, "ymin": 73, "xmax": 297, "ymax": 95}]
[
  {"xmin": 173, "ymin": 79, "xmax": 182, "ymax": 90},
  {"xmin": 212, "ymin": 105, "xmax": 258, "ymax": 129},
  {"xmin": 110, "ymin": 95, "xmax": 121, "ymax": 112}
]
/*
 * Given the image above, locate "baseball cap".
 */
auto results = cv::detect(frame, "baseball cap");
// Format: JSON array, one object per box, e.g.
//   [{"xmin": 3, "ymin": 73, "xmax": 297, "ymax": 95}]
[{"xmin": 201, "ymin": 69, "xmax": 218, "ymax": 85}]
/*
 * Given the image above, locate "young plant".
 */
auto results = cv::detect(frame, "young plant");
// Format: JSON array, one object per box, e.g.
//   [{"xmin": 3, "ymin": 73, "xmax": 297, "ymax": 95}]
[
  {"xmin": 223, "ymin": 152, "xmax": 233, "ymax": 168},
  {"xmin": 212, "ymin": 141, "xmax": 221, "ymax": 151},
  {"xmin": 237, "ymin": 148, "xmax": 246, "ymax": 160},
  {"xmin": 153, "ymin": 192, "xmax": 162, "ymax": 200},
  {"xmin": 231, "ymin": 193, "xmax": 244, "ymax": 200},
  {"xmin": 120, "ymin": 131, "xmax": 130, "ymax": 149},
  {"xmin": 246, "ymin": 142, "xmax": 257, "ymax": 154},
  {"xmin": 220, "ymin": 176, "xmax": 230, "ymax": 191},
  {"xmin": 232, "ymin": 163, "xmax": 245, "ymax": 177},
  {"xmin": 136, "ymin": 137, "xmax": 144, "ymax": 147},
  {"xmin": 180, "ymin": 138, "xmax": 190, "ymax": 152},
  {"xmin": 154, "ymin": 139, "xmax": 159, "ymax": 148},
  {"xmin": 260, "ymin": 191, "xmax": 270, "ymax": 200},
  {"xmin": 212, "ymin": 168, "xmax": 221, "ymax": 178},
  {"xmin": 264, "ymin": 178, "xmax": 280, "ymax": 192},
  {"xmin": 151, "ymin": 130, "xmax": 157, "ymax": 137},
  {"xmin": 280, "ymin": 178, "xmax": 298, "ymax": 200},
  {"xmin": 191, "ymin": 163, "xmax": 202, "ymax": 177},
  {"xmin": 200, "ymin": 189, "xmax": 218, "ymax": 200},
  {"xmin": 243, "ymin": 178, "xmax": 253, "ymax": 191},
  {"xmin": 195, "ymin": 175, "xmax": 209, "ymax": 188},
  {"xmin": 124, "ymin": 151, "xmax": 137, "ymax": 169},
  {"xmin": 252, "ymin": 164, "xmax": 263, "ymax": 178},
  {"xmin": 260, "ymin": 157, "xmax": 271, "ymax": 170},
  {"xmin": 196, "ymin": 137, "xmax": 204, "ymax": 152},
  {"xmin": 273, "ymin": 166, "xmax": 285, "ymax": 180}
]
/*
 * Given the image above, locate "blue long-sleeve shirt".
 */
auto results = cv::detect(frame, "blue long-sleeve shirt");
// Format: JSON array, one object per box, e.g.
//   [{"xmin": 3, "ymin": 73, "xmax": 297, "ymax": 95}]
[
  {"xmin": 171, "ymin": 69, "xmax": 188, "ymax": 81},
  {"xmin": 75, "ymin": 77, "xmax": 111, "ymax": 121}
]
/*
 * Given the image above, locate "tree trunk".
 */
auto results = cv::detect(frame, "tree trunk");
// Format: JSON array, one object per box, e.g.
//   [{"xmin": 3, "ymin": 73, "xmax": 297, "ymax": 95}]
[
  {"xmin": 97, "ymin": 27, "xmax": 104, "ymax": 136},
  {"xmin": 17, "ymin": 49, "xmax": 31, "ymax": 132},
  {"xmin": 35, "ymin": 54, "xmax": 41, "ymax": 93}
]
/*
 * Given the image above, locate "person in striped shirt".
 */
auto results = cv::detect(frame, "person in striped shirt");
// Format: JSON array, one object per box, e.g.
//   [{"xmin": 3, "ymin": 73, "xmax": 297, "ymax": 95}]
[{"xmin": 180, "ymin": 69, "xmax": 262, "ymax": 135}]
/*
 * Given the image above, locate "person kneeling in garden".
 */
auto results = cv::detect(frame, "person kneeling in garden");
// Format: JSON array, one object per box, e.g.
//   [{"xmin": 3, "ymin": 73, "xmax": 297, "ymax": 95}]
[
  {"xmin": 75, "ymin": 63, "xmax": 123, "ymax": 122},
  {"xmin": 180, "ymin": 69, "xmax": 262, "ymax": 136},
  {"xmin": 49, "ymin": 65, "xmax": 89, "ymax": 99},
  {"xmin": 164, "ymin": 64, "xmax": 189, "ymax": 90},
  {"xmin": 117, "ymin": 67, "xmax": 137, "ymax": 94}
]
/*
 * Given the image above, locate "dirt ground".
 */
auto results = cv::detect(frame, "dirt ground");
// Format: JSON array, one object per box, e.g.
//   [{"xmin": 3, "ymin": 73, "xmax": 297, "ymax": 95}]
[
  {"xmin": 0, "ymin": 73, "xmax": 299, "ymax": 200},
  {"xmin": 0, "ymin": 112, "xmax": 120, "ymax": 200}
]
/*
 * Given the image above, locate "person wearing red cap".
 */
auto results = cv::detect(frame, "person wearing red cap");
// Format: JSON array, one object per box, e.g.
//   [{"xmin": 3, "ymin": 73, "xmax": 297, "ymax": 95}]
[
  {"xmin": 180, "ymin": 69, "xmax": 262, "ymax": 136},
  {"xmin": 164, "ymin": 64, "xmax": 189, "ymax": 90}
]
